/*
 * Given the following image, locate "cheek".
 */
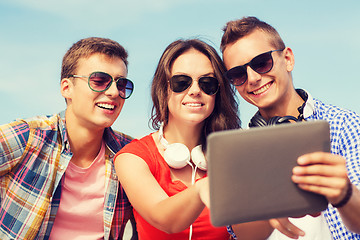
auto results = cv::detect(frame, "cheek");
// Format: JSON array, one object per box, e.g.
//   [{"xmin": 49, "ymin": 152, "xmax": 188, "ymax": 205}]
[
  {"xmin": 117, "ymin": 99, "xmax": 125, "ymax": 113},
  {"xmin": 167, "ymin": 93, "xmax": 179, "ymax": 113},
  {"xmin": 208, "ymin": 96, "xmax": 216, "ymax": 113},
  {"xmin": 235, "ymin": 86, "xmax": 247, "ymax": 97}
]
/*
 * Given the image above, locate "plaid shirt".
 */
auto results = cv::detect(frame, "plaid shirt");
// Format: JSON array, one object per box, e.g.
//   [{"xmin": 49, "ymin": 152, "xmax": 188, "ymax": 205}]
[
  {"xmin": 305, "ymin": 93, "xmax": 360, "ymax": 239},
  {"xmin": 0, "ymin": 111, "xmax": 137, "ymax": 240}
]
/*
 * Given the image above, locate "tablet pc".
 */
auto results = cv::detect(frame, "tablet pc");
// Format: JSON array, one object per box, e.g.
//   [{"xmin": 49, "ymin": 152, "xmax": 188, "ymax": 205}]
[{"xmin": 207, "ymin": 120, "xmax": 330, "ymax": 226}]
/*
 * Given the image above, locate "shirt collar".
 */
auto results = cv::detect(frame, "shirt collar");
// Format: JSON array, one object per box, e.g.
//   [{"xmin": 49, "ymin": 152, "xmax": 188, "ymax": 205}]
[
  {"xmin": 296, "ymin": 89, "xmax": 315, "ymax": 118},
  {"xmin": 58, "ymin": 110, "xmax": 69, "ymax": 150}
]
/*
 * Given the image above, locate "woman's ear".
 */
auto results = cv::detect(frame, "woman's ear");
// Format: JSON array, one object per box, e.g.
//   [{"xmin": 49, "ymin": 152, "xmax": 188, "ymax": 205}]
[{"xmin": 283, "ymin": 47, "xmax": 295, "ymax": 72}]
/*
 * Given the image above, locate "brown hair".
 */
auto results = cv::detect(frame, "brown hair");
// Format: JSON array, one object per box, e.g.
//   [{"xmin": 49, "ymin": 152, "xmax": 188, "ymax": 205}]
[
  {"xmin": 150, "ymin": 39, "xmax": 241, "ymax": 148},
  {"xmin": 221, "ymin": 16, "xmax": 285, "ymax": 53},
  {"xmin": 61, "ymin": 37, "xmax": 128, "ymax": 80}
]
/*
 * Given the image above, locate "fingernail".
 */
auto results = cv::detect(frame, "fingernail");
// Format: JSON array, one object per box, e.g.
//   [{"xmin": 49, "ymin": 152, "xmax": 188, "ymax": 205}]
[
  {"xmin": 293, "ymin": 167, "xmax": 301, "ymax": 174},
  {"xmin": 297, "ymin": 156, "xmax": 305, "ymax": 164}
]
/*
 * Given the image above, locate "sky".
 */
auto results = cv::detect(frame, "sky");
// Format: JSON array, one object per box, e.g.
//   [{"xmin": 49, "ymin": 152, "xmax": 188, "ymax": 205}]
[{"xmin": 1, "ymin": 0, "xmax": 359, "ymax": 138}]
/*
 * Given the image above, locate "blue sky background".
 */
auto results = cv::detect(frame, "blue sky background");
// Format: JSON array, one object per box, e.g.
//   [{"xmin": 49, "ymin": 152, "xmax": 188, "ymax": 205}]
[{"xmin": 1, "ymin": 0, "xmax": 359, "ymax": 138}]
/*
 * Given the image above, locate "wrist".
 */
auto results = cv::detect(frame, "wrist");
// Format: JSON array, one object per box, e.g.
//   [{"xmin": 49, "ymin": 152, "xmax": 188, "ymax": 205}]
[{"xmin": 332, "ymin": 181, "xmax": 353, "ymax": 208}]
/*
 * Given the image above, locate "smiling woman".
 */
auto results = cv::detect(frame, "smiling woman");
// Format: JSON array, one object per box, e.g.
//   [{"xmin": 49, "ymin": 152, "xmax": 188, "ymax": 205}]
[{"xmin": 114, "ymin": 38, "xmax": 247, "ymax": 240}]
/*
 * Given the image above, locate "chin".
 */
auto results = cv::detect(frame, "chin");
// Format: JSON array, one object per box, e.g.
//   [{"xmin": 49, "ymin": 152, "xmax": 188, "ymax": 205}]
[{"xmin": 98, "ymin": 118, "xmax": 117, "ymax": 129}]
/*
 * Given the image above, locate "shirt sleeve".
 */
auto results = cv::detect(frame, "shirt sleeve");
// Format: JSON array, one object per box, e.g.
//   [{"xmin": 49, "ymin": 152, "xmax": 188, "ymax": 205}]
[
  {"xmin": 0, "ymin": 120, "xmax": 30, "ymax": 176},
  {"xmin": 332, "ymin": 110, "xmax": 360, "ymax": 187}
]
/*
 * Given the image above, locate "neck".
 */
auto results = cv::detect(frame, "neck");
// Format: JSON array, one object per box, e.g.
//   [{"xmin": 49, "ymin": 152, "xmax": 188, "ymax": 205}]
[
  {"xmin": 161, "ymin": 121, "xmax": 203, "ymax": 150},
  {"xmin": 65, "ymin": 111, "xmax": 105, "ymax": 167}
]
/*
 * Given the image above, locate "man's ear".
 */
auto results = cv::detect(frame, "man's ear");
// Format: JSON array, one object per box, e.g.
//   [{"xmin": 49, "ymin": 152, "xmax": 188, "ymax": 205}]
[
  {"xmin": 284, "ymin": 47, "xmax": 295, "ymax": 72},
  {"xmin": 61, "ymin": 78, "xmax": 72, "ymax": 100}
]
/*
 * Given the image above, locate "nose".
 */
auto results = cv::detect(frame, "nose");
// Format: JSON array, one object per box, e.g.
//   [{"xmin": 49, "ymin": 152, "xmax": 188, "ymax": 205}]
[
  {"xmin": 246, "ymin": 66, "xmax": 261, "ymax": 85},
  {"xmin": 187, "ymin": 79, "xmax": 201, "ymax": 95},
  {"xmin": 104, "ymin": 80, "xmax": 120, "ymax": 97}
]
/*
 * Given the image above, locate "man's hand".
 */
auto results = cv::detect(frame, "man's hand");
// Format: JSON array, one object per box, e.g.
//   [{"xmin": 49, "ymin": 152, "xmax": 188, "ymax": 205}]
[{"xmin": 292, "ymin": 152, "xmax": 349, "ymax": 205}]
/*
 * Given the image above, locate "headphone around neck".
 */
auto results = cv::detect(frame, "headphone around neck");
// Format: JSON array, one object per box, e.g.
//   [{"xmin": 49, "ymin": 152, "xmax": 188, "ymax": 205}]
[
  {"xmin": 249, "ymin": 113, "xmax": 300, "ymax": 127},
  {"xmin": 249, "ymin": 89, "xmax": 308, "ymax": 128},
  {"xmin": 158, "ymin": 124, "xmax": 207, "ymax": 171}
]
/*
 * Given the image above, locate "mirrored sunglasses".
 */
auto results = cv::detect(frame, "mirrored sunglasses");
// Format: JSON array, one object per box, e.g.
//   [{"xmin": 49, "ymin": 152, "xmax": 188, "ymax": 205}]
[
  {"xmin": 169, "ymin": 75, "xmax": 219, "ymax": 96},
  {"xmin": 69, "ymin": 71, "xmax": 134, "ymax": 99},
  {"xmin": 224, "ymin": 49, "xmax": 284, "ymax": 86}
]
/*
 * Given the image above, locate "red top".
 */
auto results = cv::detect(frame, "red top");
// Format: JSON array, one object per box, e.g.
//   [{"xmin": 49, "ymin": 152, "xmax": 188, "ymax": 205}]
[{"xmin": 116, "ymin": 134, "xmax": 228, "ymax": 240}]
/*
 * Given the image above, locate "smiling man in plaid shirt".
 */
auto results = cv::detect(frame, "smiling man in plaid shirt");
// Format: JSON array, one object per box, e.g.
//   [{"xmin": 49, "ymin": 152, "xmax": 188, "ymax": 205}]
[{"xmin": 0, "ymin": 37, "xmax": 138, "ymax": 239}]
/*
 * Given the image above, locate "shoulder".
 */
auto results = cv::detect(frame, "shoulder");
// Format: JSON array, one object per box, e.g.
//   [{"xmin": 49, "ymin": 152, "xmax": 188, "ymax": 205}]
[
  {"xmin": 104, "ymin": 128, "xmax": 135, "ymax": 154},
  {"xmin": 111, "ymin": 129, "xmax": 134, "ymax": 143},
  {"xmin": 115, "ymin": 133, "xmax": 161, "ymax": 177},
  {"xmin": 313, "ymin": 99, "xmax": 360, "ymax": 125},
  {"xmin": 0, "ymin": 113, "xmax": 62, "ymax": 163},
  {"xmin": 118, "ymin": 134, "xmax": 155, "ymax": 156},
  {"xmin": 1, "ymin": 113, "xmax": 60, "ymax": 142},
  {"xmin": 313, "ymin": 99, "xmax": 360, "ymax": 145}
]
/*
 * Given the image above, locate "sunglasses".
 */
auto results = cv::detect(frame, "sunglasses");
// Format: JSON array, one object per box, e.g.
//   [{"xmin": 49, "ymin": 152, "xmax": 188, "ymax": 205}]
[
  {"xmin": 169, "ymin": 75, "xmax": 219, "ymax": 96},
  {"xmin": 69, "ymin": 71, "xmax": 134, "ymax": 99},
  {"xmin": 224, "ymin": 49, "xmax": 284, "ymax": 86}
]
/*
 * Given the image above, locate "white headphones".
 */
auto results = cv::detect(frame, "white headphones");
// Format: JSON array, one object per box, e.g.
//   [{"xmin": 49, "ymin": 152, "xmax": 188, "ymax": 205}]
[{"xmin": 158, "ymin": 123, "xmax": 207, "ymax": 171}]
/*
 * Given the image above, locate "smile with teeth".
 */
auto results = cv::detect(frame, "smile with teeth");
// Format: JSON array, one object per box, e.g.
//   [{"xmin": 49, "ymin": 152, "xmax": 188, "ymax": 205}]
[
  {"xmin": 96, "ymin": 103, "xmax": 115, "ymax": 110},
  {"xmin": 183, "ymin": 103, "xmax": 203, "ymax": 107},
  {"xmin": 252, "ymin": 82, "xmax": 272, "ymax": 95}
]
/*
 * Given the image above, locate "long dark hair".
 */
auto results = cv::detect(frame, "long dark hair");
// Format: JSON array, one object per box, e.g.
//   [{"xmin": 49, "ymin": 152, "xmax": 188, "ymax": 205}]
[{"xmin": 150, "ymin": 39, "xmax": 241, "ymax": 149}]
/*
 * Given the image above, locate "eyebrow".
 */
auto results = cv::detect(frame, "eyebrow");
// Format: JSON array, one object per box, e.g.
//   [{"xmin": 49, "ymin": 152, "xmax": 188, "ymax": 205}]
[
  {"xmin": 114, "ymin": 74, "xmax": 127, "ymax": 79},
  {"xmin": 200, "ymin": 72, "xmax": 216, "ymax": 78},
  {"xmin": 172, "ymin": 72, "xmax": 215, "ymax": 77}
]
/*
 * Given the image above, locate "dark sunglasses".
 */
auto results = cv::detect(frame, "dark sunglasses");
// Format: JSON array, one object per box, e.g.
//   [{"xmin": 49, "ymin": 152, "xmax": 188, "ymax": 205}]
[
  {"xmin": 69, "ymin": 71, "xmax": 134, "ymax": 99},
  {"xmin": 169, "ymin": 75, "xmax": 219, "ymax": 96},
  {"xmin": 224, "ymin": 49, "xmax": 284, "ymax": 86}
]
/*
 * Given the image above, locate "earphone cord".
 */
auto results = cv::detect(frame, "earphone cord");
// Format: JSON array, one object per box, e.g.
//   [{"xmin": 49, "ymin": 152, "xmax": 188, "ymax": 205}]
[{"xmin": 188, "ymin": 163, "xmax": 198, "ymax": 240}]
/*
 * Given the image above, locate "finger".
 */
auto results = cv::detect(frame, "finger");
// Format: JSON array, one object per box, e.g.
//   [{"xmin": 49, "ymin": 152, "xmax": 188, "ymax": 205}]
[
  {"xmin": 269, "ymin": 218, "xmax": 305, "ymax": 239},
  {"xmin": 292, "ymin": 175, "xmax": 347, "ymax": 190},
  {"xmin": 296, "ymin": 183, "xmax": 345, "ymax": 202},
  {"xmin": 293, "ymin": 164, "xmax": 347, "ymax": 178},
  {"xmin": 297, "ymin": 152, "xmax": 346, "ymax": 166}
]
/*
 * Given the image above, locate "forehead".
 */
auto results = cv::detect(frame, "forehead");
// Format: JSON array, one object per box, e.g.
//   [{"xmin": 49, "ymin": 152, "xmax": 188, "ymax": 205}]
[
  {"xmin": 223, "ymin": 30, "xmax": 274, "ymax": 69},
  {"xmin": 171, "ymin": 49, "xmax": 213, "ymax": 75},
  {"xmin": 76, "ymin": 53, "xmax": 127, "ymax": 76}
]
